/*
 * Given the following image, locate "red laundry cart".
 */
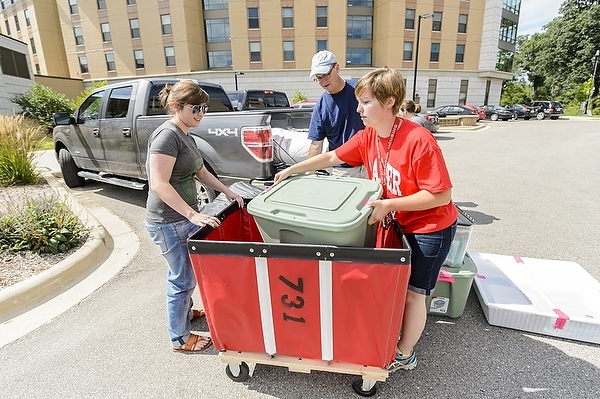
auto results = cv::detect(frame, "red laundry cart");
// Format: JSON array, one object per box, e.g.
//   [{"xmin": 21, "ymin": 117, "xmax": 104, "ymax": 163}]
[{"xmin": 187, "ymin": 200, "xmax": 411, "ymax": 397}]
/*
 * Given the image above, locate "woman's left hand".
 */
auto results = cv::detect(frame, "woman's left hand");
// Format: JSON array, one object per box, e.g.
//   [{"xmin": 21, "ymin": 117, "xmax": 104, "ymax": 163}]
[
  {"xmin": 225, "ymin": 190, "xmax": 245, "ymax": 208},
  {"xmin": 366, "ymin": 199, "xmax": 391, "ymax": 225}
]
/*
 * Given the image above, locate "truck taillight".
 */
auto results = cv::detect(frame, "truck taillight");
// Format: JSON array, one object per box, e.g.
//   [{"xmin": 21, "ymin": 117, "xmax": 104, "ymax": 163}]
[{"xmin": 242, "ymin": 126, "xmax": 273, "ymax": 162}]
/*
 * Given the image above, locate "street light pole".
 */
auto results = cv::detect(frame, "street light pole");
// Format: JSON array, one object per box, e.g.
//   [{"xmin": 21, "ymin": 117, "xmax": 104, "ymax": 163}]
[
  {"xmin": 234, "ymin": 71, "xmax": 244, "ymax": 91},
  {"xmin": 412, "ymin": 13, "xmax": 434, "ymax": 102},
  {"xmin": 585, "ymin": 50, "xmax": 599, "ymax": 116}
]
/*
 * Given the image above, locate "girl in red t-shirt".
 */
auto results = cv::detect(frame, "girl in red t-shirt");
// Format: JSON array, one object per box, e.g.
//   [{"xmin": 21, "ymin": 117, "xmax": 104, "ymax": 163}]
[{"xmin": 274, "ymin": 68, "xmax": 458, "ymax": 372}]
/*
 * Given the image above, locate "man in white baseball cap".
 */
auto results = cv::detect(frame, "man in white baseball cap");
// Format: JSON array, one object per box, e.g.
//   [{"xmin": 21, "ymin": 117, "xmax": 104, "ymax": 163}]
[{"xmin": 307, "ymin": 51, "xmax": 366, "ymax": 178}]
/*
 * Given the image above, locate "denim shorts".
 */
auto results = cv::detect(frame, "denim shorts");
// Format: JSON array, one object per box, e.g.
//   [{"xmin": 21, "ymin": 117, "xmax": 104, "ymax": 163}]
[{"xmin": 403, "ymin": 221, "xmax": 457, "ymax": 296}]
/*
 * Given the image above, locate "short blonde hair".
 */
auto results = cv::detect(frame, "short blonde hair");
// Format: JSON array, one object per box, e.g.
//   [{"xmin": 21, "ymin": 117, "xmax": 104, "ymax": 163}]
[{"xmin": 355, "ymin": 68, "xmax": 405, "ymax": 116}]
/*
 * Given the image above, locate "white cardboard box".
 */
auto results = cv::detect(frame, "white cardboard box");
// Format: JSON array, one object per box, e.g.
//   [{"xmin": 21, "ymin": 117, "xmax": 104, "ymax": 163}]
[{"xmin": 471, "ymin": 252, "xmax": 600, "ymax": 344}]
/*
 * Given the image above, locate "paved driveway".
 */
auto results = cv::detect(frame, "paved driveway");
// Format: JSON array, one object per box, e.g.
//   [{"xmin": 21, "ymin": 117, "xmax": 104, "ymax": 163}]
[{"xmin": 1, "ymin": 117, "xmax": 599, "ymax": 398}]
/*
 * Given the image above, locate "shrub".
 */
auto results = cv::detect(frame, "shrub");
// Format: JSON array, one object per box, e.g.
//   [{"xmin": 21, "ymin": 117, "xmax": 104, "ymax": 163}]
[
  {"xmin": 0, "ymin": 115, "xmax": 45, "ymax": 186},
  {"xmin": 11, "ymin": 83, "xmax": 74, "ymax": 133},
  {"xmin": 0, "ymin": 194, "xmax": 86, "ymax": 254}
]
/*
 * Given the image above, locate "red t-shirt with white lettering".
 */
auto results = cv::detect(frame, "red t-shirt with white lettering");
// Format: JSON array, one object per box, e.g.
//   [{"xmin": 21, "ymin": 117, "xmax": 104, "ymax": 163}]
[{"xmin": 335, "ymin": 118, "xmax": 458, "ymax": 233}]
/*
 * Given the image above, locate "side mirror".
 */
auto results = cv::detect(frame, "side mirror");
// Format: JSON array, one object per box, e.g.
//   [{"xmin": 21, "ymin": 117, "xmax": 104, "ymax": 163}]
[{"xmin": 53, "ymin": 112, "xmax": 75, "ymax": 126}]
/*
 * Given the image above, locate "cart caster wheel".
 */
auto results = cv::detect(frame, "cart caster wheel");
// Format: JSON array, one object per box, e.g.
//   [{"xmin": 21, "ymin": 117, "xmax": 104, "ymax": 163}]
[
  {"xmin": 225, "ymin": 362, "xmax": 250, "ymax": 382},
  {"xmin": 351, "ymin": 377, "xmax": 377, "ymax": 397}
]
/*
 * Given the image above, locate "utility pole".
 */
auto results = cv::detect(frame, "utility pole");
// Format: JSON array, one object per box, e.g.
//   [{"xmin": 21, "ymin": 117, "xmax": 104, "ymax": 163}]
[{"xmin": 585, "ymin": 50, "xmax": 599, "ymax": 116}]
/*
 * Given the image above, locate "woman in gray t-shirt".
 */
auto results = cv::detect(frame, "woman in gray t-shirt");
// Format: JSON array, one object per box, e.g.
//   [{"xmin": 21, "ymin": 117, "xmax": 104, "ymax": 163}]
[{"xmin": 145, "ymin": 80, "xmax": 244, "ymax": 353}]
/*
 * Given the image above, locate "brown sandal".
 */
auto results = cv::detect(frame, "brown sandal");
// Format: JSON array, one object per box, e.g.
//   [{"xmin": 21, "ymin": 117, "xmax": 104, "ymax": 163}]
[
  {"xmin": 173, "ymin": 333, "xmax": 212, "ymax": 352},
  {"xmin": 191, "ymin": 309, "xmax": 206, "ymax": 322}
]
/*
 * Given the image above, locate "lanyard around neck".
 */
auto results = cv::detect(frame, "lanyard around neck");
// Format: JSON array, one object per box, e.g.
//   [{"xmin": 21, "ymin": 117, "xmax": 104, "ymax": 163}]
[{"xmin": 375, "ymin": 117, "xmax": 401, "ymax": 198}]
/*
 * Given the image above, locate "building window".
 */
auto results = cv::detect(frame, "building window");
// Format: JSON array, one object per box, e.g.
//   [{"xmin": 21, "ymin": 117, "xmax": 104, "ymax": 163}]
[
  {"xmin": 346, "ymin": 48, "xmax": 371, "ymax": 66},
  {"xmin": 206, "ymin": 19, "xmax": 230, "ymax": 43},
  {"xmin": 427, "ymin": 79, "xmax": 437, "ymax": 108},
  {"xmin": 127, "ymin": 0, "xmax": 136, "ymax": 5},
  {"xmin": 248, "ymin": 8, "xmax": 259, "ymax": 29},
  {"xmin": 348, "ymin": 0, "xmax": 373, "ymax": 5},
  {"xmin": 14, "ymin": 15, "xmax": 19, "ymax": 32},
  {"xmin": 503, "ymin": 0, "xmax": 520, "ymax": 14},
  {"xmin": 105, "ymin": 52, "xmax": 116, "ymax": 71},
  {"xmin": 165, "ymin": 46, "xmax": 175, "ymax": 66},
  {"xmin": 458, "ymin": 14, "xmax": 467, "ymax": 34},
  {"xmin": 347, "ymin": 16, "xmax": 372, "ymax": 39},
  {"xmin": 129, "ymin": 18, "xmax": 140, "ymax": 38},
  {"xmin": 403, "ymin": 41, "xmax": 413, "ymax": 61},
  {"xmin": 317, "ymin": 40, "xmax": 327, "ymax": 52},
  {"xmin": 204, "ymin": 0, "xmax": 228, "ymax": 10},
  {"xmin": 97, "ymin": 0, "xmax": 106, "ymax": 10},
  {"xmin": 0, "ymin": 46, "xmax": 30, "ymax": 78},
  {"xmin": 249, "ymin": 42, "xmax": 261, "ymax": 62},
  {"xmin": 79, "ymin": 55, "xmax": 88, "ymax": 73},
  {"xmin": 499, "ymin": 17, "xmax": 517, "ymax": 44},
  {"xmin": 432, "ymin": 12, "xmax": 442, "ymax": 31},
  {"xmin": 134, "ymin": 49, "xmax": 144, "ymax": 68},
  {"xmin": 282, "ymin": 7, "xmax": 293, "ymax": 28},
  {"xmin": 316, "ymin": 6, "xmax": 327, "ymax": 28},
  {"xmin": 69, "ymin": 0, "xmax": 78, "ymax": 15},
  {"xmin": 74, "ymin": 27, "xmax": 84, "ymax": 45},
  {"xmin": 35, "ymin": 63, "xmax": 40, "ymax": 74},
  {"xmin": 455, "ymin": 44, "xmax": 465, "ymax": 63},
  {"xmin": 405, "ymin": 9, "xmax": 415, "ymax": 30},
  {"xmin": 161, "ymin": 14, "xmax": 171, "ymax": 34},
  {"xmin": 5, "ymin": 20, "xmax": 10, "ymax": 36},
  {"xmin": 459, "ymin": 79, "xmax": 468, "ymax": 105},
  {"xmin": 24, "ymin": 9, "xmax": 30, "ymax": 27},
  {"xmin": 29, "ymin": 38, "xmax": 36, "ymax": 54},
  {"xmin": 207, "ymin": 50, "xmax": 231, "ymax": 68},
  {"xmin": 101, "ymin": 23, "xmax": 111, "ymax": 42},
  {"xmin": 283, "ymin": 41, "xmax": 294, "ymax": 61},
  {"xmin": 430, "ymin": 43, "xmax": 440, "ymax": 62}
]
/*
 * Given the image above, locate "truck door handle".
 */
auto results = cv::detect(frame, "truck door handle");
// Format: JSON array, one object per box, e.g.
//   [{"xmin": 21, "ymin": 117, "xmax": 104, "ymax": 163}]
[
  {"xmin": 93, "ymin": 128, "xmax": 100, "ymax": 137},
  {"xmin": 122, "ymin": 128, "xmax": 131, "ymax": 137}
]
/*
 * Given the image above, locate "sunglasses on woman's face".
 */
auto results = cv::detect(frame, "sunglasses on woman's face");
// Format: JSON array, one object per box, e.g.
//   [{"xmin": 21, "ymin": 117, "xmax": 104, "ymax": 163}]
[{"xmin": 186, "ymin": 104, "xmax": 209, "ymax": 114}]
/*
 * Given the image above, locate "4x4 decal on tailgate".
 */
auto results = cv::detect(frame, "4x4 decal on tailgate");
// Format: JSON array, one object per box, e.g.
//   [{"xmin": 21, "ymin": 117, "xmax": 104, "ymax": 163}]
[{"xmin": 208, "ymin": 128, "xmax": 239, "ymax": 137}]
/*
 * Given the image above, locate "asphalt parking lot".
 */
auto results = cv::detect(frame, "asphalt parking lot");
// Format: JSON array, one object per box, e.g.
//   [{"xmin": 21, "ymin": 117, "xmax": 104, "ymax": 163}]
[{"xmin": 0, "ymin": 117, "xmax": 599, "ymax": 398}]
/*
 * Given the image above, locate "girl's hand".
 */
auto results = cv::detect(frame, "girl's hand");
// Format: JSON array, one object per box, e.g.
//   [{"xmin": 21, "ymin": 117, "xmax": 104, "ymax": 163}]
[
  {"xmin": 225, "ymin": 190, "xmax": 245, "ymax": 208},
  {"xmin": 189, "ymin": 212, "xmax": 221, "ymax": 228},
  {"xmin": 273, "ymin": 168, "xmax": 292, "ymax": 185},
  {"xmin": 366, "ymin": 199, "xmax": 391, "ymax": 225}
]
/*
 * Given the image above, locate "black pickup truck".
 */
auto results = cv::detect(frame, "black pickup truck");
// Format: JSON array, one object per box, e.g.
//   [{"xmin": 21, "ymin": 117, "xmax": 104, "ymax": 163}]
[{"xmin": 52, "ymin": 78, "xmax": 313, "ymax": 203}]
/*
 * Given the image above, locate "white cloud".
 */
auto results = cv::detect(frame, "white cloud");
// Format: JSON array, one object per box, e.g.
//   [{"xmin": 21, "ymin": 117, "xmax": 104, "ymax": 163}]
[{"xmin": 518, "ymin": 0, "xmax": 562, "ymax": 36}]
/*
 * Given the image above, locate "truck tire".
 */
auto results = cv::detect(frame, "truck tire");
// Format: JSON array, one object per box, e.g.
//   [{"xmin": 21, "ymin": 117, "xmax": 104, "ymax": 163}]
[
  {"xmin": 58, "ymin": 148, "xmax": 85, "ymax": 188},
  {"xmin": 195, "ymin": 178, "xmax": 216, "ymax": 207}
]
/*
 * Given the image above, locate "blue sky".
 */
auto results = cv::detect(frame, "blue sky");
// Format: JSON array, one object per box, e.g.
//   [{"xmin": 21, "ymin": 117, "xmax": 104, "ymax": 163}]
[{"xmin": 518, "ymin": 0, "xmax": 562, "ymax": 35}]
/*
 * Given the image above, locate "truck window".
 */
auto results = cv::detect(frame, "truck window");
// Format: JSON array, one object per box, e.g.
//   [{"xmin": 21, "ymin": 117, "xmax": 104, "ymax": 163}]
[
  {"xmin": 106, "ymin": 86, "xmax": 132, "ymax": 118},
  {"xmin": 147, "ymin": 83, "xmax": 233, "ymax": 115},
  {"xmin": 246, "ymin": 91, "xmax": 289, "ymax": 109},
  {"xmin": 79, "ymin": 90, "xmax": 105, "ymax": 123}
]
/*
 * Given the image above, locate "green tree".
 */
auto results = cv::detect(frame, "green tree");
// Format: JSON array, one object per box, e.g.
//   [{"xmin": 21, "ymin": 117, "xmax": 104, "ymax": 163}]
[
  {"xmin": 500, "ymin": 81, "xmax": 532, "ymax": 105},
  {"xmin": 291, "ymin": 89, "xmax": 308, "ymax": 104},
  {"xmin": 72, "ymin": 80, "xmax": 107, "ymax": 109},
  {"xmin": 11, "ymin": 83, "xmax": 73, "ymax": 133}
]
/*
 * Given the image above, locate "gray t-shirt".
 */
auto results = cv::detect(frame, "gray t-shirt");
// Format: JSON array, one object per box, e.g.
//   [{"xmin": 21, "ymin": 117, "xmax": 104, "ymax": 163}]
[{"xmin": 145, "ymin": 120, "xmax": 204, "ymax": 224}]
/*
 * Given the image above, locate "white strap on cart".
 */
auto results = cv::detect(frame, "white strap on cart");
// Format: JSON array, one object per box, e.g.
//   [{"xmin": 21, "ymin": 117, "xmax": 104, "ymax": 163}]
[
  {"xmin": 319, "ymin": 260, "xmax": 333, "ymax": 361},
  {"xmin": 255, "ymin": 257, "xmax": 277, "ymax": 356}
]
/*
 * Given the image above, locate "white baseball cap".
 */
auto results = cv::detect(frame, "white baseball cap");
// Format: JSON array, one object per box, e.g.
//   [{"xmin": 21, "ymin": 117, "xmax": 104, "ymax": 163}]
[{"xmin": 309, "ymin": 51, "xmax": 337, "ymax": 79}]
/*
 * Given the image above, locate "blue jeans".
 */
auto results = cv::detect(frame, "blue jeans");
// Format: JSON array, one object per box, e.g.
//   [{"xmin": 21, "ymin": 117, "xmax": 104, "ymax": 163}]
[
  {"xmin": 404, "ymin": 221, "xmax": 457, "ymax": 295},
  {"xmin": 146, "ymin": 219, "xmax": 200, "ymax": 347}
]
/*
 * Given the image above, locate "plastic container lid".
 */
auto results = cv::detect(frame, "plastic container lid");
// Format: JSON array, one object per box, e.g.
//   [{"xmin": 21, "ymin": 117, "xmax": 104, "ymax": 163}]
[{"xmin": 247, "ymin": 174, "xmax": 382, "ymax": 232}]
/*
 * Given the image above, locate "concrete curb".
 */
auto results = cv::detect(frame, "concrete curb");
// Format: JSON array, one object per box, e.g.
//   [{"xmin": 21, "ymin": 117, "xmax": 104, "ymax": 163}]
[{"xmin": 0, "ymin": 171, "xmax": 112, "ymax": 322}]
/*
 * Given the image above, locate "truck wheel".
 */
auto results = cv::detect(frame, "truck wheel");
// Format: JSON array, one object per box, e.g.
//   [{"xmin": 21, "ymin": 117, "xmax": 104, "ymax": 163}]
[
  {"xmin": 195, "ymin": 177, "xmax": 216, "ymax": 206},
  {"xmin": 58, "ymin": 149, "xmax": 85, "ymax": 188}
]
